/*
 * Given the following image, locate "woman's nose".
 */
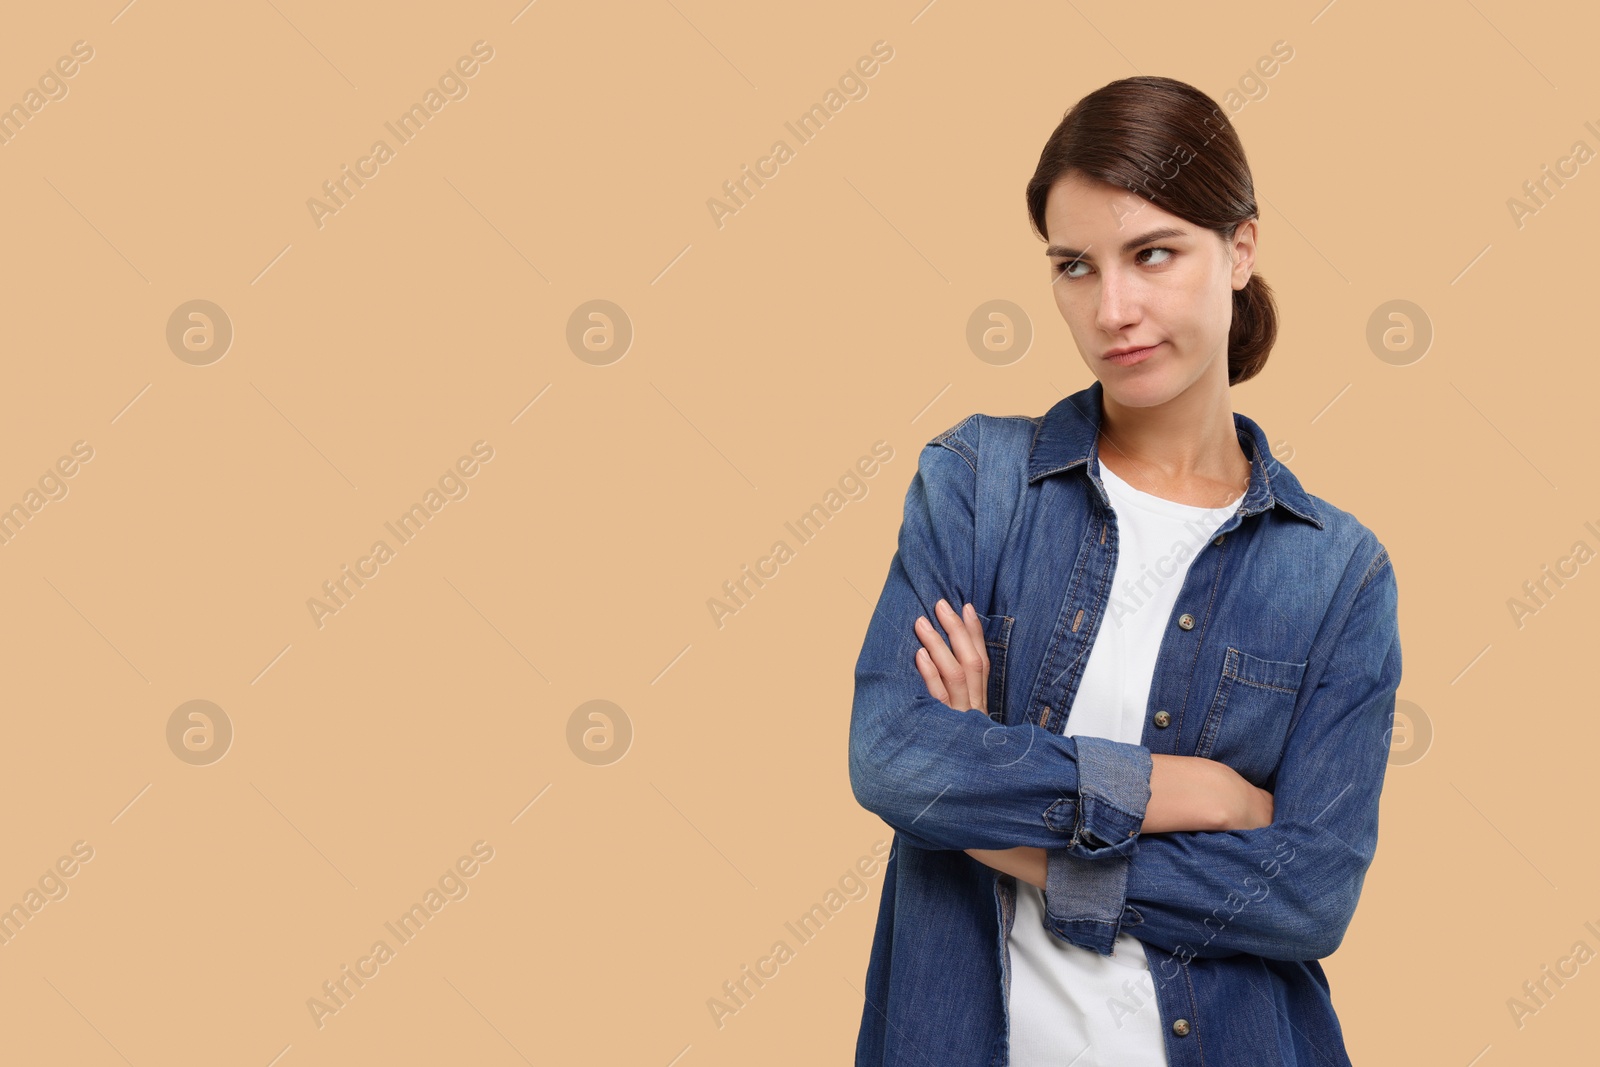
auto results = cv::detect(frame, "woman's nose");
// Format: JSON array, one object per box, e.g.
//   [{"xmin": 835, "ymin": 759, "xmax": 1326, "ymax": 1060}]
[{"xmin": 1095, "ymin": 274, "xmax": 1134, "ymax": 331}]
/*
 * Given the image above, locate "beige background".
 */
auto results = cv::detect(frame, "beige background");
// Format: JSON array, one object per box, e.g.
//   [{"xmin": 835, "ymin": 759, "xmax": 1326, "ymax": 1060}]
[{"xmin": 0, "ymin": 0, "xmax": 1591, "ymax": 1063}]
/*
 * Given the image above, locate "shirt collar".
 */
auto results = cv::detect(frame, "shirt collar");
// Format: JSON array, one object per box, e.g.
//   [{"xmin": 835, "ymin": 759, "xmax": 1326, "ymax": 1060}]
[{"xmin": 1026, "ymin": 379, "xmax": 1324, "ymax": 530}]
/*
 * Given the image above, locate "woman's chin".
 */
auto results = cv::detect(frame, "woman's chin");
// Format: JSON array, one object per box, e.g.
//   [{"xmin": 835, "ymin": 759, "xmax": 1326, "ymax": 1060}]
[{"xmin": 1096, "ymin": 373, "xmax": 1173, "ymax": 409}]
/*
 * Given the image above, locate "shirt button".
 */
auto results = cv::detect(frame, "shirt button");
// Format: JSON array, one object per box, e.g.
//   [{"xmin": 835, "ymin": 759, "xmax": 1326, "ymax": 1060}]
[
  {"xmin": 1177, "ymin": 613, "xmax": 1195, "ymax": 630},
  {"xmin": 1172, "ymin": 1018, "xmax": 1191, "ymax": 1037},
  {"xmin": 1153, "ymin": 710, "xmax": 1171, "ymax": 728},
  {"xmin": 1214, "ymin": 534, "xmax": 1226, "ymax": 546}
]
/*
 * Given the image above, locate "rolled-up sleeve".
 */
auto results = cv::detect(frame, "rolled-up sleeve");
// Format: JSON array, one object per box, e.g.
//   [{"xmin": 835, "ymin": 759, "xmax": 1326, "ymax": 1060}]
[
  {"xmin": 848, "ymin": 417, "xmax": 1154, "ymax": 856},
  {"xmin": 1042, "ymin": 735, "xmax": 1153, "ymax": 954},
  {"xmin": 1070, "ymin": 735, "xmax": 1155, "ymax": 857}
]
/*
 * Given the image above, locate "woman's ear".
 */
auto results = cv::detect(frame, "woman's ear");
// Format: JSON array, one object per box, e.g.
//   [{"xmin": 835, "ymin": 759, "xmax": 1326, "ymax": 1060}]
[{"xmin": 1229, "ymin": 217, "xmax": 1260, "ymax": 290}]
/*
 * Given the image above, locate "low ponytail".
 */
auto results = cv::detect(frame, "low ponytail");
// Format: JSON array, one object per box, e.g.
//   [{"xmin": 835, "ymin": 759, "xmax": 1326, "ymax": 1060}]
[{"xmin": 1228, "ymin": 270, "xmax": 1277, "ymax": 387}]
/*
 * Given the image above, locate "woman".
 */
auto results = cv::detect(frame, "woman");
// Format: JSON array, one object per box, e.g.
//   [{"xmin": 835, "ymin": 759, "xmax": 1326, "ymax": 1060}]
[{"xmin": 849, "ymin": 75, "xmax": 1402, "ymax": 1066}]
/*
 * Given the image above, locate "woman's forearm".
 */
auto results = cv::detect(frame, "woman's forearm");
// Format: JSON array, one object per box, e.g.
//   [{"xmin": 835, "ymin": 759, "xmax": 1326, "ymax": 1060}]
[
  {"xmin": 964, "ymin": 754, "xmax": 1271, "ymax": 888},
  {"xmin": 965, "ymin": 847, "xmax": 1047, "ymax": 888},
  {"xmin": 1145, "ymin": 753, "xmax": 1271, "ymax": 833}
]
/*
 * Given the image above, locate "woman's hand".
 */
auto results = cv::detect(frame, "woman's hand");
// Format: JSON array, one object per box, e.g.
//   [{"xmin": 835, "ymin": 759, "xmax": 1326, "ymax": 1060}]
[
  {"xmin": 913, "ymin": 598, "xmax": 1046, "ymax": 888},
  {"xmin": 1231, "ymin": 776, "xmax": 1275, "ymax": 830},
  {"xmin": 913, "ymin": 598, "xmax": 991, "ymax": 716}
]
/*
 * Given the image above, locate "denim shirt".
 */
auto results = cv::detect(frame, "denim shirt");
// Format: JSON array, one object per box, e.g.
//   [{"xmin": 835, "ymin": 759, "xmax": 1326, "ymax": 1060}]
[{"xmin": 849, "ymin": 379, "xmax": 1402, "ymax": 1066}]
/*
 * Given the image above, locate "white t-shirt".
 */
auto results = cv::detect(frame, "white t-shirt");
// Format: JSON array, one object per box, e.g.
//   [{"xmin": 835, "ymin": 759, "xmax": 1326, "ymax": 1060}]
[{"xmin": 1006, "ymin": 458, "xmax": 1244, "ymax": 1066}]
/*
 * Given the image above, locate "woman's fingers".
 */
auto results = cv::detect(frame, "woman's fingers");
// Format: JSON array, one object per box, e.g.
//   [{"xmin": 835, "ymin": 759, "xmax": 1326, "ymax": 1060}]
[
  {"xmin": 913, "ymin": 599, "xmax": 987, "ymax": 712},
  {"xmin": 915, "ymin": 612, "xmax": 971, "ymax": 708},
  {"xmin": 959, "ymin": 602, "xmax": 990, "ymax": 677},
  {"xmin": 957, "ymin": 603, "xmax": 992, "ymax": 716},
  {"xmin": 913, "ymin": 646, "xmax": 951, "ymax": 705},
  {"xmin": 940, "ymin": 599, "xmax": 989, "ymax": 712}
]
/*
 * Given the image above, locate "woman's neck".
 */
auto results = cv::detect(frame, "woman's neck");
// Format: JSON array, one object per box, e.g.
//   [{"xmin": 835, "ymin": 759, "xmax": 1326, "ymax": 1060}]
[{"xmin": 1095, "ymin": 385, "xmax": 1251, "ymax": 508}]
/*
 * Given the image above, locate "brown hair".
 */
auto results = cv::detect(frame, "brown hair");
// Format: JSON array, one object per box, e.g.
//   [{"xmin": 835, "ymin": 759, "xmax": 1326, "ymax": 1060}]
[{"xmin": 1025, "ymin": 76, "xmax": 1276, "ymax": 386}]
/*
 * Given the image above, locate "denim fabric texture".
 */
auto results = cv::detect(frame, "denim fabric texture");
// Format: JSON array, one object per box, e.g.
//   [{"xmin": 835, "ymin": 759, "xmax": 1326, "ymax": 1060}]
[{"xmin": 849, "ymin": 379, "xmax": 1403, "ymax": 1066}]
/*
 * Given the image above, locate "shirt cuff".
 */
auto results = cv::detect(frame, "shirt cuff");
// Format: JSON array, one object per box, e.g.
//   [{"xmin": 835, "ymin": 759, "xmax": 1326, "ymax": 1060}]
[
  {"xmin": 1066, "ymin": 735, "xmax": 1152, "ymax": 859},
  {"xmin": 1041, "ymin": 849, "xmax": 1135, "ymax": 955}
]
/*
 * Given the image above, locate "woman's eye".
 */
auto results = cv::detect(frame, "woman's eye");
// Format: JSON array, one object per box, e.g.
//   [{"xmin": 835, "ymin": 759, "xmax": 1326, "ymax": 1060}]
[
  {"xmin": 1055, "ymin": 259, "xmax": 1089, "ymax": 279},
  {"xmin": 1054, "ymin": 247, "xmax": 1173, "ymax": 279}
]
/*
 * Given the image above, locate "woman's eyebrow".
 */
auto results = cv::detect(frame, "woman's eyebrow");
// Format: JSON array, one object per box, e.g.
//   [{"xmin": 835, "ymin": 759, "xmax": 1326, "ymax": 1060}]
[{"xmin": 1045, "ymin": 226, "xmax": 1188, "ymax": 260}]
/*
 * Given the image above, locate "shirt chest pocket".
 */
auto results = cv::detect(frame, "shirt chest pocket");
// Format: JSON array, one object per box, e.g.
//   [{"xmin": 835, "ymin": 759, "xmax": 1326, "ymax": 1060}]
[{"xmin": 1194, "ymin": 647, "xmax": 1307, "ymax": 784}]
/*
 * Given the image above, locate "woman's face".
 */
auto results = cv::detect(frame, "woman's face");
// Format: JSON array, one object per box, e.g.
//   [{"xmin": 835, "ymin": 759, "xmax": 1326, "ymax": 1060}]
[{"xmin": 1042, "ymin": 170, "xmax": 1256, "ymax": 409}]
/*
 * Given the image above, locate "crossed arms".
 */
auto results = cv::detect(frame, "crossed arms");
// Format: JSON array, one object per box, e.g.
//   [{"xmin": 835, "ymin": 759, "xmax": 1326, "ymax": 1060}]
[{"xmin": 848, "ymin": 436, "xmax": 1402, "ymax": 960}]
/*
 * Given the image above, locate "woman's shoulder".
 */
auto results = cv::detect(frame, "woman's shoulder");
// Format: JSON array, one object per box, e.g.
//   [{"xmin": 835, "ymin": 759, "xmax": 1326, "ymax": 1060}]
[
  {"xmin": 925, "ymin": 384, "xmax": 1102, "ymax": 466},
  {"xmin": 922, "ymin": 411, "xmax": 1040, "ymax": 475},
  {"xmin": 1234, "ymin": 409, "xmax": 1391, "ymax": 564},
  {"xmin": 1287, "ymin": 483, "xmax": 1395, "ymax": 588},
  {"xmin": 928, "ymin": 410, "xmax": 1040, "ymax": 446}
]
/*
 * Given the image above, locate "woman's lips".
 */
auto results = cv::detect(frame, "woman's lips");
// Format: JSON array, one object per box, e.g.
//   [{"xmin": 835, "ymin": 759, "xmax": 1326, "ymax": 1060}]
[{"xmin": 1104, "ymin": 342, "xmax": 1162, "ymax": 366}]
